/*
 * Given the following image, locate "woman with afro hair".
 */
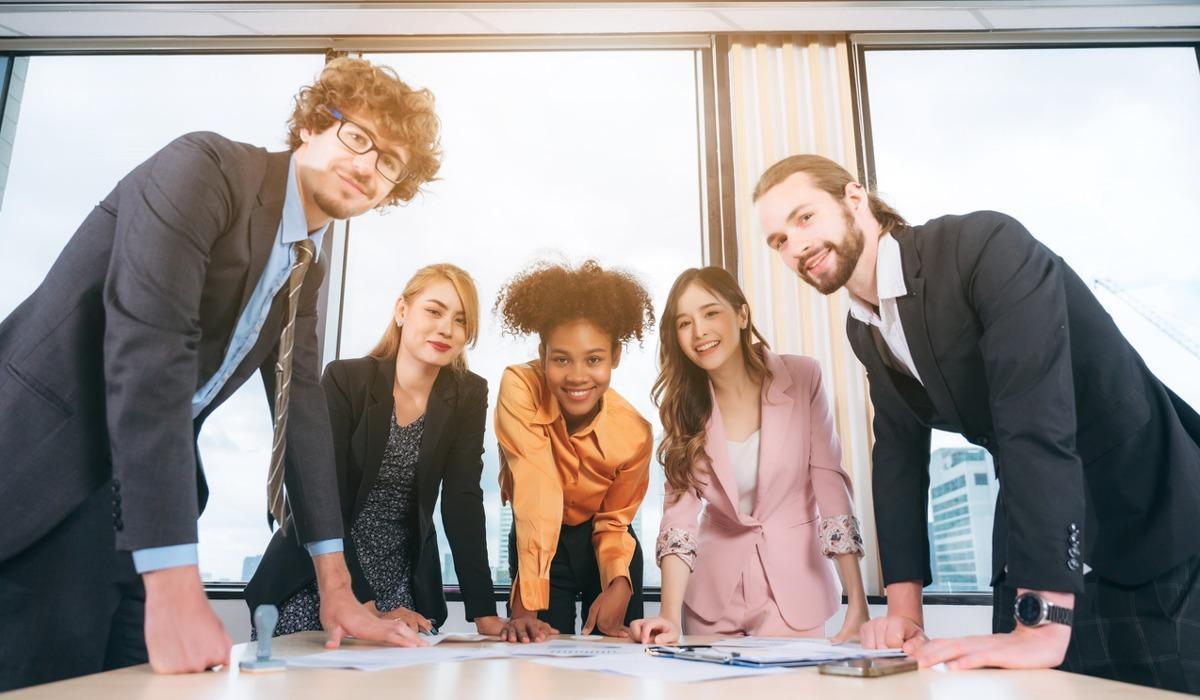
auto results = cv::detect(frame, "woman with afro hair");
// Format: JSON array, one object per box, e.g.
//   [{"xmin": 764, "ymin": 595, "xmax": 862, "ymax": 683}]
[{"xmin": 494, "ymin": 260, "xmax": 656, "ymax": 638}]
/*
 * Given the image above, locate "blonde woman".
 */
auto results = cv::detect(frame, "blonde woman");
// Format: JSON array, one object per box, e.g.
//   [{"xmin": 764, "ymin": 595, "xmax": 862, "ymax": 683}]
[{"xmin": 247, "ymin": 264, "xmax": 541, "ymax": 640}]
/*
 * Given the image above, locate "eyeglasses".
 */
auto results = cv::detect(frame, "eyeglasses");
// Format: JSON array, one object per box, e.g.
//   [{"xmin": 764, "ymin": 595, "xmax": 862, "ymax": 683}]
[{"xmin": 323, "ymin": 106, "xmax": 409, "ymax": 185}]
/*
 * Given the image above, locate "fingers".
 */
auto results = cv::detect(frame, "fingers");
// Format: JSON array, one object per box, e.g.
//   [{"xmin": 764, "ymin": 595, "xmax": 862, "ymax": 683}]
[
  {"xmin": 902, "ymin": 634, "xmax": 929, "ymax": 655},
  {"xmin": 883, "ymin": 619, "xmax": 910, "ymax": 648},
  {"xmin": 635, "ymin": 620, "xmax": 665, "ymax": 644},
  {"xmin": 581, "ymin": 603, "xmax": 599, "ymax": 636},
  {"xmin": 324, "ymin": 626, "xmax": 346, "ymax": 649},
  {"xmin": 948, "ymin": 651, "xmax": 994, "ymax": 670},
  {"xmin": 654, "ymin": 629, "xmax": 679, "ymax": 645},
  {"xmin": 628, "ymin": 619, "xmax": 645, "ymax": 642},
  {"xmin": 912, "ymin": 637, "xmax": 978, "ymax": 667},
  {"xmin": 860, "ymin": 619, "xmax": 881, "ymax": 649}
]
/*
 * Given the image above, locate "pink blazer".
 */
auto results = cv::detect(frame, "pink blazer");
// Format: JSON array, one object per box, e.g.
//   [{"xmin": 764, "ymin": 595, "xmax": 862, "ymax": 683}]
[{"xmin": 659, "ymin": 349, "xmax": 855, "ymax": 631}]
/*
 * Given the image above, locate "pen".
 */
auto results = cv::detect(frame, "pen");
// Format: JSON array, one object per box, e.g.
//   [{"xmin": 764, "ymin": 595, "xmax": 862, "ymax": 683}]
[{"xmin": 429, "ymin": 623, "xmax": 439, "ymax": 636}]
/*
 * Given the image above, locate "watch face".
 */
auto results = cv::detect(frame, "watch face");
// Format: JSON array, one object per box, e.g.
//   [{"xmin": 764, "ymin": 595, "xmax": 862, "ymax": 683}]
[{"xmin": 1015, "ymin": 594, "xmax": 1044, "ymax": 625}]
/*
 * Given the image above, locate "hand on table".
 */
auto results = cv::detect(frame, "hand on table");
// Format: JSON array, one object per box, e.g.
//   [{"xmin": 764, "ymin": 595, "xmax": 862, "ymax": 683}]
[
  {"xmin": 581, "ymin": 577, "xmax": 632, "ymax": 637},
  {"xmin": 473, "ymin": 615, "xmax": 508, "ymax": 637},
  {"xmin": 860, "ymin": 614, "xmax": 927, "ymax": 651},
  {"xmin": 364, "ymin": 600, "xmax": 433, "ymax": 633},
  {"xmin": 628, "ymin": 616, "xmax": 680, "ymax": 645},
  {"xmin": 143, "ymin": 565, "xmax": 232, "ymax": 674},
  {"xmin": 830, "ymin": 603, "xmax": 869, "ymax": 644},
  {"xmin": 907, "ymin": 624, "xmax": 1071, "ymax": 670},
  {"xmin": 500, "ymin": 615, "xmax": 558, "ymax": 643},
  {"xmin": 319, "ymin": 585, "xmax": 425, "ymax": 649}
]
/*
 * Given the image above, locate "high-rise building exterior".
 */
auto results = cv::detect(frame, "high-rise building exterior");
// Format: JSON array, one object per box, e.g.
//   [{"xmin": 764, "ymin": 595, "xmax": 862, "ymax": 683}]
[
  {"xmin": 926, "ymin": 446, "xmax": 998, "ymax": 592},
  {"xmin": 495, "ymin": 504, "xmax": 514, "ymax": 585}
]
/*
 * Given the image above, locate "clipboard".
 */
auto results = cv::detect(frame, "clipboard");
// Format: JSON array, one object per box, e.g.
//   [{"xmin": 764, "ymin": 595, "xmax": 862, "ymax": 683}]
[{"xmin": 645, "ymin": 644, "xmax": 907, "ymax": 669}]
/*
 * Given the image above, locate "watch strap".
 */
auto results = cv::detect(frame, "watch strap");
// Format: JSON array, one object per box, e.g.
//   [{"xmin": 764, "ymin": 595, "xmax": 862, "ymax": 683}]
[{"xmin": 1046, "ymin": 604, "xmax": 1074, "ymax": 627}]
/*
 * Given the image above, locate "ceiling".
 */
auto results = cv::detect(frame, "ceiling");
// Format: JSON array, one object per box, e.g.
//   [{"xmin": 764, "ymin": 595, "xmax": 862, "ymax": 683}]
[{"xmin": 0, "ymin": 1, "xmax": 1197, "ymax": 42}]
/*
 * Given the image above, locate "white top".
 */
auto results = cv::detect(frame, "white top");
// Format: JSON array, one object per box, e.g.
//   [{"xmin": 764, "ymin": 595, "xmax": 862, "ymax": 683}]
[
  {"xmin": 846, "ymin": 233, "xmax": 924, "ymax": 384},
  {"xmin": 726, "ymin": 430, "xmax": 760, "ymax": 516}
]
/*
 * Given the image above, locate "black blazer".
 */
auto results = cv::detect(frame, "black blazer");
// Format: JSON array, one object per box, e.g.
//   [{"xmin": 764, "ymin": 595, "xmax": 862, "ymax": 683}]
[
  {"xmin": 848, "ymin": 211, "xmax": 1200, "ymax": 595},
  {"xmin": 245, "ymin": 356, "xmax": 498, "ymax": 627},
  {"xmin": 0, "ymin": 132, "xmax": 341, "ymax": 562}
]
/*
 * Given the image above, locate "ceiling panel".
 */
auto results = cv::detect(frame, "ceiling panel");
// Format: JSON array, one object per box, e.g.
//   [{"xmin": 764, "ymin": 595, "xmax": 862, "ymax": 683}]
[
  {"xmin": 473, "ymin": 8, "xmax": 736, "ymax": 34},
  {"xmin": 714, "ymin": 7, "xmax": 985, "ymax": 32},
  {"xmin": 224, "ymin": 9, "xmax": 491, "ymax": 36},
  {"xmin": 981, "ymin": 4, "xmax": 1200, "ymax": 30},
  {"xmin": 0, "ymin": 10, "xmax": 248, "ymax": 36}
]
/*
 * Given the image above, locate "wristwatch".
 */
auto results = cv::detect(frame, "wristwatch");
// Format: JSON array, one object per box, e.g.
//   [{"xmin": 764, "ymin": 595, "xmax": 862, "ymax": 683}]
[{"xmin": 1013, "ymin": 591, "xmax": 1074, "ymax": 628}]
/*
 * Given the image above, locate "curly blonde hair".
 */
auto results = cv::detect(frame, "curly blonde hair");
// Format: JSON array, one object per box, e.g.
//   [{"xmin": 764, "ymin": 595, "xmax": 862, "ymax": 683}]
[{"xmin": 287, "ymin": 57, "xmax": 442, "ymax": 206}]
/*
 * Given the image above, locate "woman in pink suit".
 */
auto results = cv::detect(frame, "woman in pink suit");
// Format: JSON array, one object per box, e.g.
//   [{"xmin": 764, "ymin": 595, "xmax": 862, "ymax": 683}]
[{"xmin": 631, "ymin": 267, "xmax": 868, "ymax": 643}]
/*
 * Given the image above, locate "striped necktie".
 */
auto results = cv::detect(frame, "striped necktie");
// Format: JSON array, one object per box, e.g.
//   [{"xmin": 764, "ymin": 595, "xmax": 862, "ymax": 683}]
[{"xmin": 267, "ymin": 238, "xmax": 316, "ymax": 534}]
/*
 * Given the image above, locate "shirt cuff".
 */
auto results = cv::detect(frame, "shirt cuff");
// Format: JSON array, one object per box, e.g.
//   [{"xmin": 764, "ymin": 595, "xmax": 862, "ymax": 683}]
[
  {"xmin": 655, "ymin": 528, "xmax": 698, "ymax": 571},
  {"xmin": 131, "ymin": 544, "xmax": 198, "ymax": 573},
  {"xmin": 819, "ymin": 514, "xmax": 865, "ymax": 558},
  {"xmin": 305, "ymin": 539, "xmax": 344, "ymax": 557}
]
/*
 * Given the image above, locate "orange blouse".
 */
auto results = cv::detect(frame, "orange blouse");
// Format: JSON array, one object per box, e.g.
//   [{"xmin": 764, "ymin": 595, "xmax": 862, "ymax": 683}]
[{"xmin": 496, "ymin": 361, "xmax": 652, "ymax": 612}]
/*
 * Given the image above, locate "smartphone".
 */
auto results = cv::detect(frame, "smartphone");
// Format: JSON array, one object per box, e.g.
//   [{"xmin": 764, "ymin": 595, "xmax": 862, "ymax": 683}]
[{"xmin": 818, "ymin": 657, "xmax": 918, "ymax": 677}]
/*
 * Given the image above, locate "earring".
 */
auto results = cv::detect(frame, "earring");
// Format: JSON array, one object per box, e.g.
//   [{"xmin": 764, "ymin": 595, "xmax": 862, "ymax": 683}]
[{"xmin": 396, "ymin": 319, "xmax": 404, "ymax": 328}]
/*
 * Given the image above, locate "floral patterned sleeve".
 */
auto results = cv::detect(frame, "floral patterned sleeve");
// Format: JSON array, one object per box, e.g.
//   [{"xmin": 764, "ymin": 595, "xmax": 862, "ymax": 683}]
[
  {"xmin": 819, "ymin": 514, "xmax": 864, "ymax": 558},
  {"xmin": 656, "ymin": 527, "xmax": 698, "ymax": 571}
]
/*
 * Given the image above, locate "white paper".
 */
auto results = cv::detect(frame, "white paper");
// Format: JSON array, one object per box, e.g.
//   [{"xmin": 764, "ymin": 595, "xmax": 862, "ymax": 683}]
[
  {"xmin": 286, "ymin": 645, "xmax": 507, "ymax": 672},
  {"xmin": 507, "ymin": 640, "xmax": 646, "ymax": 657},
  {"xmin": 419, "ymin": 632, "xmax": 494, "ymax": 646},
  {"xmin": 533, "ymin": 653, "xmax": 788, "ymax": 683}
]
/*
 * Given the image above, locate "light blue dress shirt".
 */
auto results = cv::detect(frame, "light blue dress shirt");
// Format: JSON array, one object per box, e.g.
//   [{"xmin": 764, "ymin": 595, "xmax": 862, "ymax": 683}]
[{"xmin": 132, "ymin": 156, "xmax": 343, "ymax": 574}]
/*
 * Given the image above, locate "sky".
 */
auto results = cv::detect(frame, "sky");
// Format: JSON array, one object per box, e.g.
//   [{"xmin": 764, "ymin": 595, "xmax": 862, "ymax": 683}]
[{"xmin": 1, "ymin": 46, "xmax": 1197, "ymax": 587}]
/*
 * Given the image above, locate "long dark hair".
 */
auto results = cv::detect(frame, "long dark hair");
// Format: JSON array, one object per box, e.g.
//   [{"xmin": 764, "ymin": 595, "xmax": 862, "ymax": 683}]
[{"xmin": 651, "ymin": 267, "xmax": 771, "ymax": 498}]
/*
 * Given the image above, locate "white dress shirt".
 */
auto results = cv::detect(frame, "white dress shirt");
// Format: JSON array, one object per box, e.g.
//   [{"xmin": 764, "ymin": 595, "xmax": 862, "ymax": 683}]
[{"xmin": 847, "ymin": 233, "xmax": 923, "ymax": 385}]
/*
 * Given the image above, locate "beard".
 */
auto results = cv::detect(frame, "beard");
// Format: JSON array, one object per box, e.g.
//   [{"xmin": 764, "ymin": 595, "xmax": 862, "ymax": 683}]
[
  {"xmin": 797, "ymin": 206, "xmax": 865, "ymax": 295},
  {"xmin": 312, "ymin": 171, "xmax": 378, "ymax": 221}
]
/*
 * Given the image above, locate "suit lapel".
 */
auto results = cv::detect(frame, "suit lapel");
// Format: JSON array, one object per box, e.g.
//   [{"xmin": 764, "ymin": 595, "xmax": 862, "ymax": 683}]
[
  {"xmin": 416, "ymin": 370, "xmax": 455, "ymax": 508},
  {"xmin": 703, "ymin": 393, "xmax": 742, "ymax": 515},
  {"xmin": 237, "ymin": 150, "xmax": 292, "ymax": 316},
  {"xmin": 355, "ymin": 357, "xmax": 395, "ymax": 516},
  {"xmin": 893, "ymin": 230, "xmax": 965, "ymax": 429},
  {"xmin": 752, "ymin": 350, "xmax": 795, "ymax": 520}
]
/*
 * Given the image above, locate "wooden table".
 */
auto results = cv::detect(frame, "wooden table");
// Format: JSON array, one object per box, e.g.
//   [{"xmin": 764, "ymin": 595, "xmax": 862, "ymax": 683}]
[{"xmin": 7, "ymin": 632, "xmax": 1185, "ymax": 698}]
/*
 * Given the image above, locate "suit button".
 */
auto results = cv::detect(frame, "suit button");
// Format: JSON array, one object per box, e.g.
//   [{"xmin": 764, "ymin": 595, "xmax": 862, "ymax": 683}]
[
  {"xmin": 1067, "ymin": 558, "xmax": 1080, "ymax": 571},
  {"xmin": 976, "ymin": 435, "xmax": 989, "ymax": 446},
  {"xmin": 1068, "ymin": 546, "xmax": 1081, "ymax": 558},
  {"xmin": 1069, "ymin": 523, "xmax": 1079, "ymax": 533},
  {"xmin": 111, "ymin": 479, "xmax": 121, "ymax": 493},
  {"xmin": 1069, "ymin": 532, "xmax": 1080, "ymax": 545},
  {"xmin": 113, "ymin": 516, "xmax": 124, "ymax": 531}
]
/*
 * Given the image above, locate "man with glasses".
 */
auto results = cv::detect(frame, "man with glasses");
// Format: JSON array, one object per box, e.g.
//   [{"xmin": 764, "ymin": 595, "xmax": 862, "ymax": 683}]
[{"xmin": 0, "ymin": 57, "xmax": 441, "ymax": 690}]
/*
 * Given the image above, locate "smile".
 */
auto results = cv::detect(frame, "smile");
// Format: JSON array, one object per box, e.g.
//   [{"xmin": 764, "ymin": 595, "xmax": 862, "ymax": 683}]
[
  {"xmin": 428, "ymin": 341, "xmax": 451, "ymax": 352},
  {"xmin": 695, "ymin": 340, "xmax": 720, "ymax": 354},
  {"xmin": 338, "ymin": 173, "xmax": 368, "ymax": 196},
  {"xmin": 805, "ymin": 249, "xmax": 830, "ymax": 272},
  {"xmin": 562, "ymin": 387, "xmax": 595, "ymax": 401}
]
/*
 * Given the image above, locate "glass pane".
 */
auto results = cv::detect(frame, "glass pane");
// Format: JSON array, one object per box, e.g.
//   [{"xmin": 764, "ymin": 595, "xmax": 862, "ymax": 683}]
[
  {"xmin": 865, "ymin": 46, "xmax": 1200, "ymax": 592},
  {"xmin": 0, "ymin": 54, "xmax": 326, "ymax": 582},
  {"xmin": 341, "ymin": 50, "xmax": 705, "ymax": 590}
]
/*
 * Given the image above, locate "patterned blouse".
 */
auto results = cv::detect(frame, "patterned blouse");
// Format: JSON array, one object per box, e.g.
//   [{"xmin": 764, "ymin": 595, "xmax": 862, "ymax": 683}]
[{"xmin": 263, "ymin": 411, "xmax": 424, "ymax": 638}]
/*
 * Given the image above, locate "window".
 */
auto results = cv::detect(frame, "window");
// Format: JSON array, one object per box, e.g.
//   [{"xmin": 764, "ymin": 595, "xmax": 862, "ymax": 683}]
[
  {"xmin": 863, "ymin": 44, "xmax": 1200, "ymax": 592},
  {"xmin": 332, "ymin": 50, "xmax": 706, "ymax": 590},
  {"xmin": 0, "ymin": 54, "xmax": 327, "ymax": 582}
]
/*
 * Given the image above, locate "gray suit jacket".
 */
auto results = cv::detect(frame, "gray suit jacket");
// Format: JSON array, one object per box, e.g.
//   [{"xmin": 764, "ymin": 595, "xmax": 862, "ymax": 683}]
[{"xmin": 0, "ymin": 131, "xmax": 343, "ymax": 562}]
